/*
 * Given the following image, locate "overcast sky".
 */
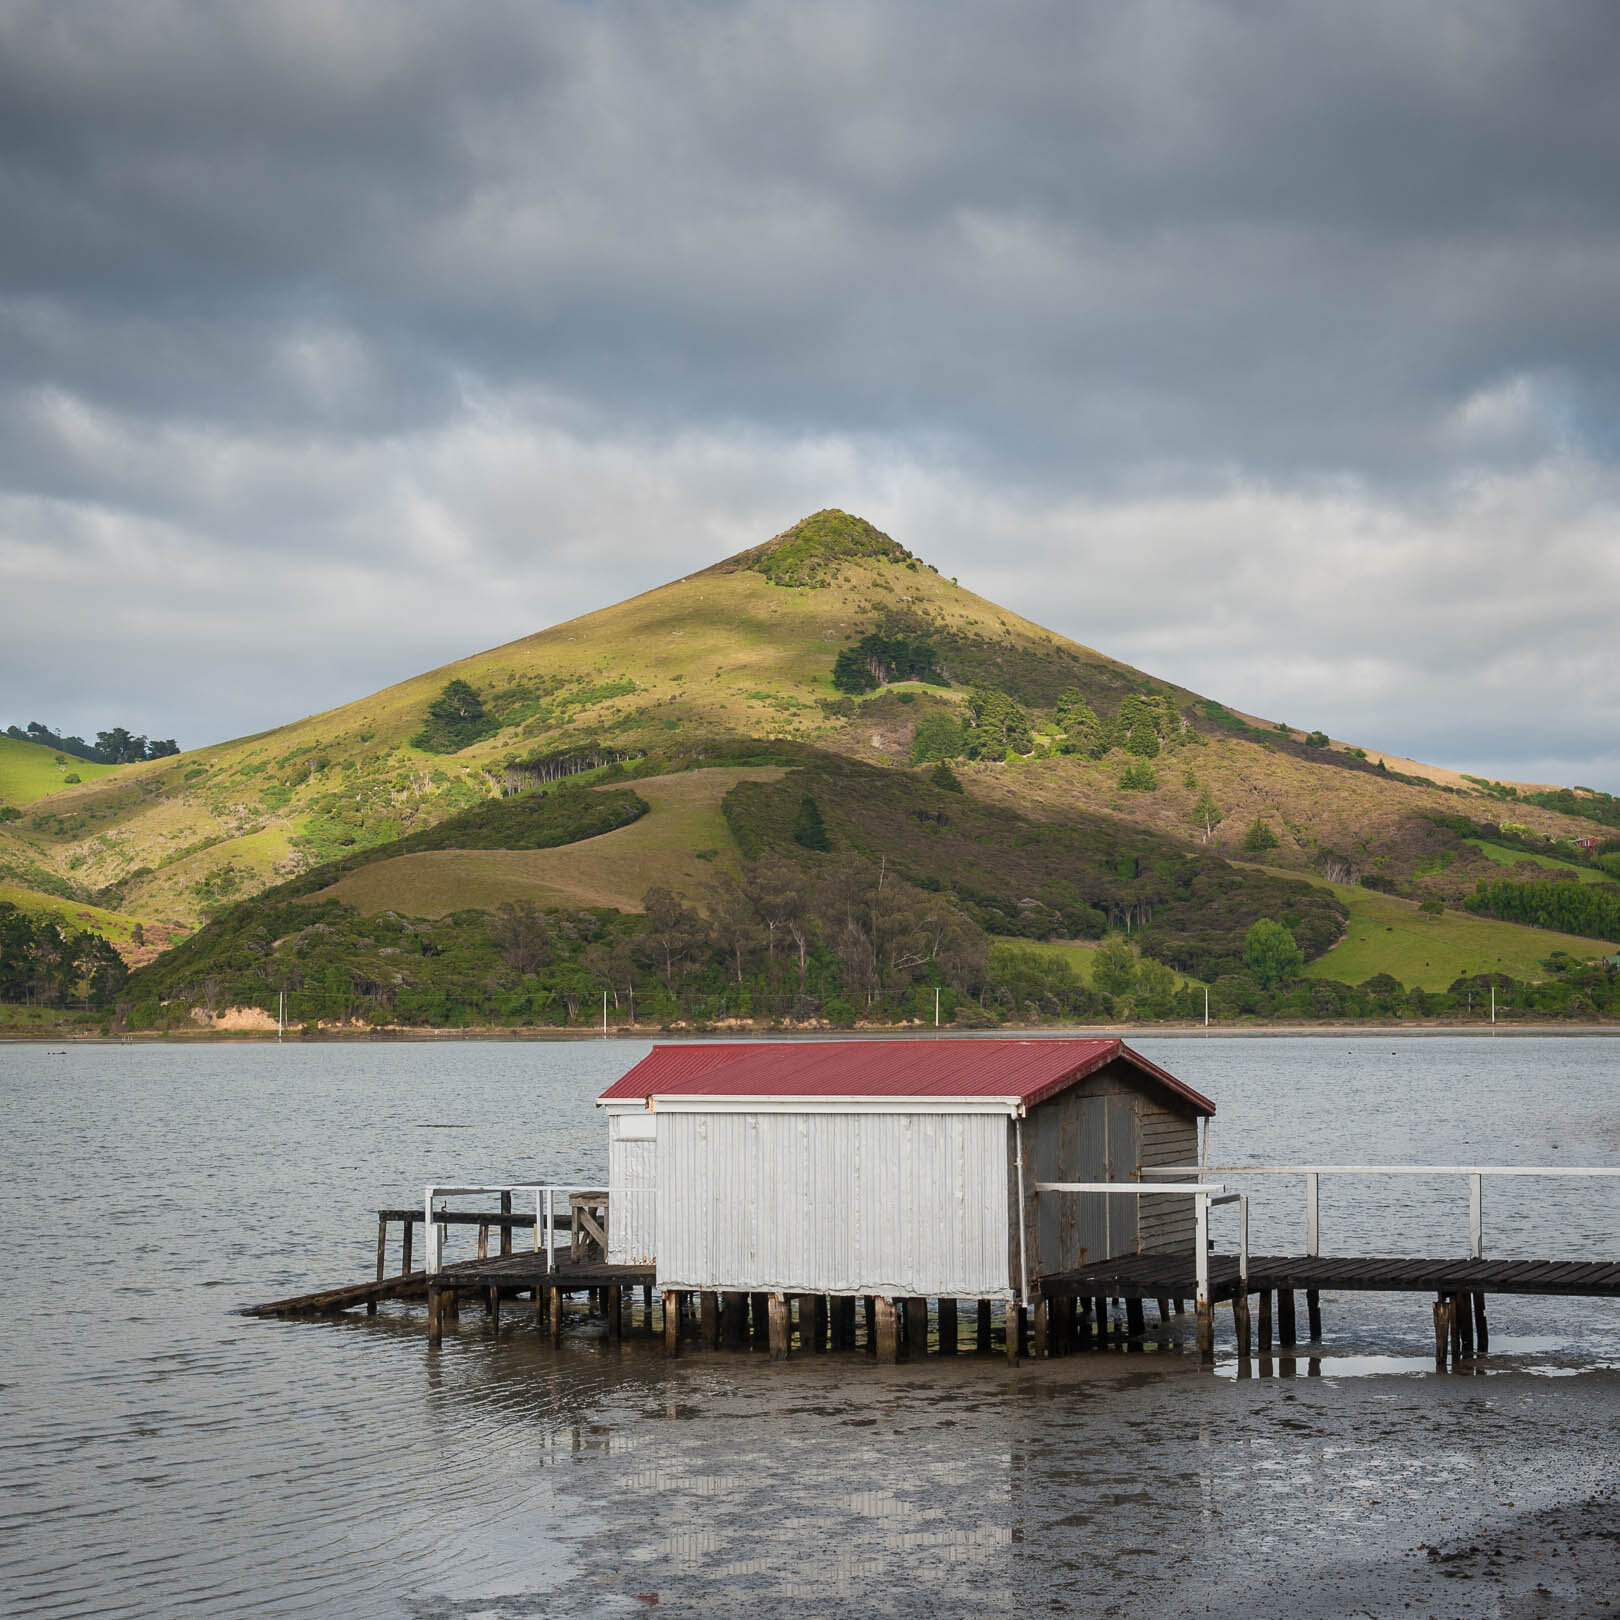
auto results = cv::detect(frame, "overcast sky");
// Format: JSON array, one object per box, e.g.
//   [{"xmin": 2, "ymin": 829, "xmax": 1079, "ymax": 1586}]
[{"xmin": 3, "ymin": 1, "xmax": 1617, "ymax": 788}]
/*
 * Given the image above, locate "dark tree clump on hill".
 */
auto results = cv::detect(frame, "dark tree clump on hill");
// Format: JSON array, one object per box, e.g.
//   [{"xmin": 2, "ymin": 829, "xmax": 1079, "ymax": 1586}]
[
  {"xmin": 413, "ymin": 680, "xmax": 499, "ymax": 753},
  {"xmin": 832, "ymin": 631, "xmax": 944, "ymax": 694},
  {"xmin": 963, "ymin": 687, "xmax": 1033, "ymax": 758},
  {"xmin": 96, "ymin": 727, "xmax": 179, "ymax": 763},
  {"xmin": 1466, "ymin": 878, "xmax": 1620, "ymax": 941},
  {"xmin": 1054, "ymin": 690, "xmax": 1103, "ymax": 758},
  {"xmin": 6, "ymin": 723, "xmax": 179, "ymax": 763},
  {"xmin": 0, "ymin": 902, "xmax": 128, "ymax": 1007},
  {"xmin": 793, "ymin": 794, "xmax": 832, "ymax": 851}
]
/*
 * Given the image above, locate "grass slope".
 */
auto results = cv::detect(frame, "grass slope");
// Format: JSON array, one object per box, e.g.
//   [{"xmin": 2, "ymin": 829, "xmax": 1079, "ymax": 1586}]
[
  {"xmin": 1288, "ymin": 871, "xmax": 1619, "ymax": 988},
  {"xmin": 0, "ymin": 885, "xmax": 151, "ymax": 951},
  {"xmin": 1463, "ymin": 838, "xmax": 1613, "ymax": 885},
  {"xmin": 0, "ymin": 735, "xmax": 120, "ymax": 806},
  {"xmin": 312, "ymin": 767, "xmax": 783, "ymax": 917}
]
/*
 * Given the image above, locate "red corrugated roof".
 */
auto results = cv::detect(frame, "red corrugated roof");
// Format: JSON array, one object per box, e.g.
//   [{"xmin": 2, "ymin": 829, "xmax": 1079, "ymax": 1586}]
[{"xmin": 598, "ymin": 1039, "xmax": 1214, "ymax": 1115}]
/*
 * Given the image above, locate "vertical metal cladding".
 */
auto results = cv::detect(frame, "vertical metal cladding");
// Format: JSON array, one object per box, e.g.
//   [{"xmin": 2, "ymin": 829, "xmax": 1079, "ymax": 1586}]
[
  {"xmin": 606, "ymin": 1113, "xmax": 657, "ymax": 1265},
  {"xmin": 655, "ymin": 1109, "xmax": 1014, "ymax": 1297}
]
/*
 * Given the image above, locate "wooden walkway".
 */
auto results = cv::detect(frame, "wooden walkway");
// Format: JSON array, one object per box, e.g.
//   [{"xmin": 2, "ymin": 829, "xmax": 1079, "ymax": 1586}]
[
  {"xmin": 1039, "ymin": 1253, "xmax": 1620, "ymax": 1302},
  {"xmin": 1036, "ymin": 1251, "xmax": 1620, "ymax": 1366}
]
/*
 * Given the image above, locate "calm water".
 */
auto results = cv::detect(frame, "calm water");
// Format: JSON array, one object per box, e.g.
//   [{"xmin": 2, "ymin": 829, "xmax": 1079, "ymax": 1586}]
[{"xmin": 4, "ymin": 1035, "xmax": 1620, "ymax": 1616}]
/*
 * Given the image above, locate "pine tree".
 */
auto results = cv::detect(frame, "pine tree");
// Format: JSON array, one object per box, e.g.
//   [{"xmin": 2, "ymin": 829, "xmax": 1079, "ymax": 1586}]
[{"xmin": 792, "ymin": 795, "xmax": 831, "ymax": 851}]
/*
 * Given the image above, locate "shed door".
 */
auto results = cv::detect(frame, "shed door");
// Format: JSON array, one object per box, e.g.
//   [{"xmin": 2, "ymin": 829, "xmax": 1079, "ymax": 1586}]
[
  {"xmin": 1065, "ymin": 1096, "xmax": 1109, "ymax": 1271},
  {"xmin": 1105, "ymin": 1093, "xmax": 1140, "ymax": 1257},
  {"xmin": 1032, "ymin": 1090, "xmax": 1142, "ymax": 1270}
]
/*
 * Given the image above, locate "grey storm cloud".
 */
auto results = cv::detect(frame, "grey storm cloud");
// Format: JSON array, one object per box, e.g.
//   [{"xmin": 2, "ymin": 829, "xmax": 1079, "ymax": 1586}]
[{"xmin": 1, "ymin": 0, "xmax": 1618, "ymax": 786}]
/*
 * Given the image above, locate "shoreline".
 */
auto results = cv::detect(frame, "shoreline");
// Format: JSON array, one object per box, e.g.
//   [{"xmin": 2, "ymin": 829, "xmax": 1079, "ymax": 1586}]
[{"xmin": 5, "ymin": 1018, "xmax": 1619, "ymax": 1045}]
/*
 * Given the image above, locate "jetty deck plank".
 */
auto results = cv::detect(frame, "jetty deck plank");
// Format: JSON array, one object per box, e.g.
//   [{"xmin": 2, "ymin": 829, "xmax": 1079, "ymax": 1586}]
[
  {"xmin": 1038, "ymin": 1254, "xmax": 1620, "ymax": 1301},
  {"xmin": 432, "ymin": 1254, "xmax": 655, "ymax": 1289}
]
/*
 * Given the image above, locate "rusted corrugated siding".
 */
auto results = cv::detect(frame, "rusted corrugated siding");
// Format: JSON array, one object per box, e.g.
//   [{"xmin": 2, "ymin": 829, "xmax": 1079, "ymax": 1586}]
[{"xmin": 654, "ymin": 1109, "xmax": 1014, "ymax": 1297}]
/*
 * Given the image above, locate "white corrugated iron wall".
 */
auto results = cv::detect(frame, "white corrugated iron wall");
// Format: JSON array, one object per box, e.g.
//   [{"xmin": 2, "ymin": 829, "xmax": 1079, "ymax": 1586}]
[
  {"xmin": 607, "ymin": 1113, "xmax": 657, "ymax": 1265},
  {"xmin": 656, "ymin": 1109, "xmax": 1013, "ymax": 1297}
]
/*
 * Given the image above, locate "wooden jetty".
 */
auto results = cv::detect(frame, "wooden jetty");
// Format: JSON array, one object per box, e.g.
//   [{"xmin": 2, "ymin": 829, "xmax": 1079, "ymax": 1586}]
[{"xmin": 245, "ymin": 1041, "xmax": 1620, "ymax": 1372}]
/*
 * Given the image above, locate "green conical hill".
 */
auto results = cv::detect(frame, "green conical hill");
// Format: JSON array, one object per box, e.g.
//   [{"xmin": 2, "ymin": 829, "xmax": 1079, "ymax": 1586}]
[{"xmin": 1, "ymin": 508, "xmax": 1610, "ymax": 948}]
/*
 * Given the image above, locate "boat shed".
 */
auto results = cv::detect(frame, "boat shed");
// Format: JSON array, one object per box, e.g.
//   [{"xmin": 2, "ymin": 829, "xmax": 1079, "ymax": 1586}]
[{"xmin": 597, "ymin": 1039, "xmax": 1214, "ymax": 1304}]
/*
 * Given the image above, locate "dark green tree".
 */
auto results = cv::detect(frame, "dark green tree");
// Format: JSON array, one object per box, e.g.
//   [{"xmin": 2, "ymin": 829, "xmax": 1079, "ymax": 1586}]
[
  {"xmin": 413, "ymin": 680, "xmax": 496, "ymax": 753},
  {"xmin": 1242, "ymin": 918, "xmax": 1303, "ymax": 988},
  {"xmin": 490, "ymin": 901, "xmax": 551, "ymax": 974},
  {"xmin": 831, "ymin": 648, "xmax": 879, "ymax": 694},
  {"xmin": 1054, "ymin": 690, "xmax": 1104, "ymax": 757},
  {"xmin": 1091, "ymin": 937, "xmax": 1138, "ymax": 997},
  {"xmin": 909, "ymin": 708, "xmax": 966, "ymax": 763},
  {"xmin": 1242, "ymin": 817, "xmax": 1280, "ymax": 852},
  {"xmin": 963, "ymin": 687, "xmax": 1033, "ymax": 758},
  {"xmin": 792, "ymin": 795, "xmax": 831, "ymax": 851}
]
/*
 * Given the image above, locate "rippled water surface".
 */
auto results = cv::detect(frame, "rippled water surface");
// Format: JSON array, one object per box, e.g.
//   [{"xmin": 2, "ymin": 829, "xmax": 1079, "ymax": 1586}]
[{"xmin": 4, "ymin": 1035, "xmax": 1620, "ymax": 1616}]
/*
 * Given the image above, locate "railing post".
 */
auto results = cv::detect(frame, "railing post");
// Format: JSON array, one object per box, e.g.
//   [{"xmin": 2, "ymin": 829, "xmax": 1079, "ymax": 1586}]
[
  {"xmin": 533, "ymin": 1189, "xmax": 543, "ymax": 1253},
  {"xmin": 546, "ymin": 1187, "xmax": 556, "ymax": 1273},
  {"xmin": 1306, "ymin": 1171, "xmax": 1319, "ymax": 1257},
  {"xmin": 1194, "ymin": 1189, "xmax": 1213, "ymax": 1361},
  {"xmin": 1239, "ymin": 1193, "xmax": 1249, "ymax": 1289},
  {"xmin": 425, "ymin": 1187, "xmax": 441, "ymax": 1276},
  {"xmin": 1469, "ymin": 1173, "xmax": 1483, "ymax": 1260}
]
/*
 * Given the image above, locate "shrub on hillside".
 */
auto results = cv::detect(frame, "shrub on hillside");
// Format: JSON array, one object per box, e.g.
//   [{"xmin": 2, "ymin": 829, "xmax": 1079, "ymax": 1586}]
[{"xmin": 1243, "ymin": 817, "xmax": 1280, "ymax": 852}]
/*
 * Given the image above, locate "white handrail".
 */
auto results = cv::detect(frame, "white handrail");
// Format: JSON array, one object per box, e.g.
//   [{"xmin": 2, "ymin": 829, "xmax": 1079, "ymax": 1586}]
[
  {"xmin": 423, "ymin": 1183, "xmax": 604, "ymax": 1276},
  {"xmin": 1140, "ymin": 1163, "xmax": 1620, "ymax": 1261},
  {"xmin": 1144, "ymin": 1164, "xmax": 1620, "ymax": 1178}
]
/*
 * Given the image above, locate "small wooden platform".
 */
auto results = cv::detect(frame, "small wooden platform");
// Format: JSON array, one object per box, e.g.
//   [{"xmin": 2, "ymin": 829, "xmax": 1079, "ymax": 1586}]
[
  {"xmin": 244, "ymin": 1255, "xmax": 651, "ymax": 1317},
  {"xmin": 431, "ymin": 1254, "xmax": 653, "ymax": 1290}
]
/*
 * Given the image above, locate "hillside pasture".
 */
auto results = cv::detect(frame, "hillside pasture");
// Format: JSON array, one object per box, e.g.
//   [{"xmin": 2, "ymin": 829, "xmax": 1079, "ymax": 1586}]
[
  {"xmin": 0, "ymin": 885, "xmax": 148, "ymax": 947},
  {"xmin": 1293, "ymin": 872, "xmax": 1618, "ymax": 988},
  {"xmin": 313, "ymin": 767, "xmax": 783, "ymax": 917},
  {"xmin": 1463, "ymin": 837, "xmax": 1612, "ymax": 885},
  {"xmin": 0, "ymin": 735, "xmax": 121, "ymax": 806}
]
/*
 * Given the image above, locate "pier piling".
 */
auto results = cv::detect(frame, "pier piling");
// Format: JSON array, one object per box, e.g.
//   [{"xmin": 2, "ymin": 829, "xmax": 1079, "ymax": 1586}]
[{"xmin": 874, "ymin": 1296, "xmax": 900, "ymax": 1362}]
